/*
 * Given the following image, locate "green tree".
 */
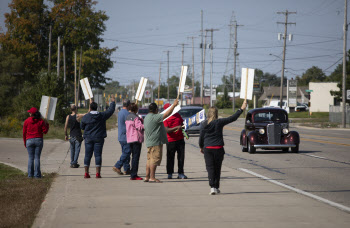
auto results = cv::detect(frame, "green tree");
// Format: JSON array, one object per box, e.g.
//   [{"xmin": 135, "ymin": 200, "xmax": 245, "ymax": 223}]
[{"xmin": 296, "ymin": 66, "xmax": 326, "ymax": 86}]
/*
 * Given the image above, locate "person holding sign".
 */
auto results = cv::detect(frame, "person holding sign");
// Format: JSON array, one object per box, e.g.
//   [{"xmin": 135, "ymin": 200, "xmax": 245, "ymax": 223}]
[
  {"xmin": 163, "ymin": 103, "xmax": 187, "ymax": 180},
  {"xmin": 199, "ymin": 100, "xmax": 247, "ymax": 195},
  {"xmin": 143, "ymin": 98, "xmax": 179, "ymax": 183},
  {"xmin": 23, "ymin": 107, "xmax": 49, "ymax": 178},
  {"xmin": 80, "ymin": 97, "xmax": 116, "ymax": 178},
  {"xmin": 64, "ymin": 104, "xmax": 86, "ymax": 168}
]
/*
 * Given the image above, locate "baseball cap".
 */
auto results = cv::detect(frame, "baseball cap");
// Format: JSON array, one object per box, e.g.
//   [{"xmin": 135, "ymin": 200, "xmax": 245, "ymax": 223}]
[
  {"xmin": 163, "ymin": 103, "xmax": 171, "ymax": 110},
  {"xmin": 27, "ymin": 107, "xmax": 38, "ymax": 114}
]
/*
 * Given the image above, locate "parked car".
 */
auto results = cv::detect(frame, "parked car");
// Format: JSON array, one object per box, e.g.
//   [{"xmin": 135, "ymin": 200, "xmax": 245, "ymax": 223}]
[
  {"xmin": 294, "ymin": 102, "xmax": 309, "ymax": 112},
  {"xmin": 240, "ymin": 107, "xmax": 300, "ymax": 153},
  {"xmin": 138, "ymin": 108, "xmax": 149, "ymax": 119},
  {"xmin": 178, "ymin": 106, "xmax": 205, "ymax": 134}
]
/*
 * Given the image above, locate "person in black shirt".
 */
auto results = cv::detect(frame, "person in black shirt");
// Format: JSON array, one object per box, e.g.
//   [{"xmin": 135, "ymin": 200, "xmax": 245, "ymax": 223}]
[
  {"xmin": 64, "ymin": 104, "xmax": 86, "ymax": 168},
  {"xmin": 199, "ymin": 100, "xmax": 247, "ymax": 195}
]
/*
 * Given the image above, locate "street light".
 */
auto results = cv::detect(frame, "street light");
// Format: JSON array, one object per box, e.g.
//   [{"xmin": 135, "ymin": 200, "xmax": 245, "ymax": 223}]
[{"xmin": 269, "ymin": 53, "xmax": 286, "ymax": 108}]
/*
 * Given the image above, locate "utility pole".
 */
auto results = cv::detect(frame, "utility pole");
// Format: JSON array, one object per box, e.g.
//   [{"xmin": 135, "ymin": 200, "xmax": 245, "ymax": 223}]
[
  {"xmin": 201, "ymin": 10, "xmax": 204, "ymax": 106},
  {"xmin": 229, "ymin": 20, "xmax": 243, "ymax": 112},
  {"xmin": 74, "ymin": 50, "xmax": 77, "ymax": 106},
  {"xmin": 63, "ymin": 45, "xmax": 66, "ymax": 106},
  {"xmin": 277, "ymin": 10, "xmax": 296, "ymax": 108},
  {"xmin": 158, "ymin": 62, "xmax": 161, "ymax": 106},
  {"xmin": 57, "ymin": 36, "xmax": 60, "ymax": 78},
  {"xmin": 77, "ymin": 47, "xmax": 82, "ymax": 108},
  {"xmin": 342, "ymin": 0, "xmax": 348, "ymax": 128},
  {"xmin": 179, "ymin": 43, "xmax": 188, "ymax": 105},
  {"xmin": 164, "ymin": 50, "xmax": 170, "ymax": 103},
  {"xmin": 48, "ymin": 25, "xmax": 52, "ymax": 73},
  {"xmin": 188, "ymin": 36, "xmax": 196, "ymax": 104},
  {"xmin": 206, "ymin": 29, "xmax": 219, "ymax": 107},
  {"xmin": 201, "ymin": 30, "xmax": 208, "ymax": 106}
]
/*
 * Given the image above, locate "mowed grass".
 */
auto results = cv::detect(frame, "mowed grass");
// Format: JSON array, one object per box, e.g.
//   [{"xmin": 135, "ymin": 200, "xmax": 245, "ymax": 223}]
[{"xmin": 0, "ymin": 163, "xmax": 56, "ymax": 227}]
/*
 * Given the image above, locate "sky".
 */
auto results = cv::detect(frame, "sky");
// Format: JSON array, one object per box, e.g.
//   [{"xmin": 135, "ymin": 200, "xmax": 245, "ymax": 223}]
[{"xmin": 0, "ymin": 0, "xmax": 347, "ymax": 87}]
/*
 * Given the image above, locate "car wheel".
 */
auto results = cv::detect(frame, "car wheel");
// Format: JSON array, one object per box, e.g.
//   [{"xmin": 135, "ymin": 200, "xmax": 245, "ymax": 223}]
[
  {"xmin": 282, "ymin": 148, "xmax": 289, "ymax": 152},
  {"xmin": 291, "ymin": 144, "xmax": 299, "ymax": 153},
  {"xmin": 241, "ymin": 145, "xmax": 248, "ymax": 152},
  {"xmin": 248, "ymin": 141, "xmax": 256, "ymax": 154}
]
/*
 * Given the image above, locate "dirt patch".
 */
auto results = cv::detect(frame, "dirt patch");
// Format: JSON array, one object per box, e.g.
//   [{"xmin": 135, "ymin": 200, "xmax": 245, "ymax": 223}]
[{"xmin": 0, "ymin": 163, "xmax": 56, "ymax": 228}]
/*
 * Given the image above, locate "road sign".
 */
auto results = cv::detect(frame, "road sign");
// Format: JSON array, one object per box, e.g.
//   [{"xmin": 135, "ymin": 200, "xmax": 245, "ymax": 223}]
[
  {"xmin": 305, "ymin": 90, "xmax": 313, "ymax": 93},
  {"xmin": 347, "ymin": 90, "xmax": 350, "ymax": 100}
]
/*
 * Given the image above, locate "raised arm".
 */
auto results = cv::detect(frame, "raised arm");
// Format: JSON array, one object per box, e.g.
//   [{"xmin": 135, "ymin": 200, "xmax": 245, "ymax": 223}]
[
  {"xmin": 101, "ymin": 97, "xmax": 116, "ymax": 120},
  {"xmin": 162, "ymin": 98, "xmax": 179, "ymax": 120},
  {"xmin": 217, "ymin": 100, "xmax": 247, "ymax": 126}
]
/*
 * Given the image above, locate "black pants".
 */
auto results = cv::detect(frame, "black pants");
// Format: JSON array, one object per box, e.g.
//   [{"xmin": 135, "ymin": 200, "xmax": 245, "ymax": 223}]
[
  {"xmin": 130, "ymin": 142, "xmax": 142, "ymax": 178},
  {"xmin": 204, "ymin": 147, "xmax": 225, "ymax": 188},
  {"xmin": 166, "ymin": 139, "xmax": 185, "ymax": 174}
]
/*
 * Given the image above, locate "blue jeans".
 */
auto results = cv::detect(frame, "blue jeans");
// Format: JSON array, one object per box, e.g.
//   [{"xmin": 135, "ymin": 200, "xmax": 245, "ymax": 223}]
[
  {"xmin": 84, "ymin": 138, "xmax": 104, "ymax": 167},
  {"xmin": 26, "ymin": 138, "xmax": 43, "ymax": 178},
  {"xmin": 130, "ymin": 142, "xmax": 142, "ymax": 178},
  {"xmin": 114, "ymin": 141, "xmax": 131, "ymax": 171},
  {"xmin": 69, "ymin": 137, "xmax": 81, "ymax": 165}
]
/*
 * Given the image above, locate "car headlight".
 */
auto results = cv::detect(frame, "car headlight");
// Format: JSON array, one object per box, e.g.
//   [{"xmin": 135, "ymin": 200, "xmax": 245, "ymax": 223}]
[
  {"xmin": 259, "ymin": 129, "xmax": 265, "ymax": 134},
  {"xmin": 282, "ymin": 128, "xmax": 289, "ymax": 134}
]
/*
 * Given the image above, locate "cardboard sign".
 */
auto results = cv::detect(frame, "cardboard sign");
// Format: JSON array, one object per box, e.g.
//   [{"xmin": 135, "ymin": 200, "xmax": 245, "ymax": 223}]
[
  {"xmin": 161, "ymin": 104, "xmax": 181, "ymax": 121},
  {"xmin": 80, "ymin": 77, "xmax": 93, "ymax": 100},
  {"xmin": 39, "ymin": 96, "xmax": 57, "ymax": 120},
  {"xmin": 183, "ymin": 109, "xmax": 205, "ymax": 130},
  {"xmin": 135, "ymin": 77, "xmax": 148, "ymax": 101},
  {"xmin": 178, "ymin": 66, "xmax": 188, "ymax": 95},
  {"xmin": 240, "ymin": 68, "xmax": 255, "ymax": 100}
]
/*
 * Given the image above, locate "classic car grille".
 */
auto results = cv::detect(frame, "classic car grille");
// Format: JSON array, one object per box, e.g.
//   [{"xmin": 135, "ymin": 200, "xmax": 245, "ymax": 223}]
[{"xmin": 267, "ymin": 123, "xmax": 281, "ymax": 144}]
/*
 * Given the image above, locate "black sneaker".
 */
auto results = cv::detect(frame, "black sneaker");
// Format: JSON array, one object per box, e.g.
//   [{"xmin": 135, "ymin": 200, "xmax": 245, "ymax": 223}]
[{"xmin": 72, "ymin": 164, "xmax": 80, "ymax": 168}]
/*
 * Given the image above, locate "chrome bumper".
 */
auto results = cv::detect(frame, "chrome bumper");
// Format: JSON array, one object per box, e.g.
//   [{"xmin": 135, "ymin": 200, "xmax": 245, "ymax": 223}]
[{"xmin": 254, "ymin": 144, "xmax": 296, "ymax": 148}]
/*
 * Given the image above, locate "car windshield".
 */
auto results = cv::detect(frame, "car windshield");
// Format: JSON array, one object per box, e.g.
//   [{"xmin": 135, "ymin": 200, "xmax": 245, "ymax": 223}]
[
  {"xmin": 138, "ymin": 109, "xmax": 149, "ymax": 114},
  {"xmin": 253, "ymin": 111, "xmax": 287, "ymax": 123},
  {"xmin": 178, "ymin": 109, "xmax": 201, "ymax": 118}
]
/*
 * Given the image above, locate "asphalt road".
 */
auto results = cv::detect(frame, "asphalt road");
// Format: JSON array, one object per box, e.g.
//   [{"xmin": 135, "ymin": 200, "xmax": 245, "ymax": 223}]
[{"xmin": 185, "ymin": 118, "xmax": 350, "ymax": 210}]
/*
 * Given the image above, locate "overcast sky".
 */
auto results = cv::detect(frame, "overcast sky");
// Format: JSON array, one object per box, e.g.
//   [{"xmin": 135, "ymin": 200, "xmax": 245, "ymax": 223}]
[{"xmin": 0, "ymin": 0, "xmax": 347, "ymax": 86}]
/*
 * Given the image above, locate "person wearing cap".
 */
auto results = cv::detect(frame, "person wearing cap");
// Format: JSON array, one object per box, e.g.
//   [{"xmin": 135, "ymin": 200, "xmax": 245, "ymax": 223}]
[
  {"xmin": 143, "ymin": 98, "xmax": 179, "ymax": 183},
  {"xmin": 23, "ymin": 107, "xmax": 49, "ymax": 178},
  {"xmin": 113, "ymin": 99, "xmax": 132, "ymax": 175},
  {"xmin": 163, "ymin": 103, "xmax": 187, "ymax": 179},
  {"xmin": 80, "ymin": 97, "xmax": 116, "ymax": 178},
  {"xmin": 64, "ymin": 104, "xmax": 86, "ymax": 168}
]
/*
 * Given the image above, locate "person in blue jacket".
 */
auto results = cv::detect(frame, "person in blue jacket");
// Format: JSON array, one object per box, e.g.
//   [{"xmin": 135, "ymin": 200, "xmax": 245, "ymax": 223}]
[{"xmin": 81, "ymin": 97, "xmax": 116, "ymax": 178}]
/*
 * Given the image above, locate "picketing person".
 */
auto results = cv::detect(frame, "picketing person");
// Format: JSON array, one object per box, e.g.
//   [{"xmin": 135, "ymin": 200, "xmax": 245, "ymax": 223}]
[
  {"xmin": 23, "ymin": 107, "xmax": 49, "ymax": 178},
  {"xmin": 80, "ymin": 97, "xmax": 116, "ymax": 178},
  {"xmin": 199, "ymin": 100, "xmax": 247, "ymax": 195},
  {"xmin": 163, "ymin": 103, "xmax": 187, "ymax": 179},
  {"xmin": 113, "ymin": 100, "xmax": 131, "ymax": 175},
  {"xmin": 64, "ymin": 104, "xmax": 85, "ymax": 168},
  {"xmin": 125, "ymin": 103, "xmax": 144, "ymax": 180},
  {"xmin": 143, "ymin": 98, "xmax": 179, "ymax": 183}
]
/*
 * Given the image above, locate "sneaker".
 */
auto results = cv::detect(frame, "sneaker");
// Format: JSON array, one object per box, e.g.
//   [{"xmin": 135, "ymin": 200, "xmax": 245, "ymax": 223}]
[
  {"xmin": 124, "ymin": 170, "xmax": 131, "ymax": 175},
  {"xmin": 112, "ymin": 167, "xmax": 124, "ymax": 175},
  {"xmin": 84, "ymin": 173, "xmax": 90, "ymax": 179},
  {"xmin": 177, "ymin": 174, "xmax": 188, "ymax": 179},
  {"xmin": 209, "ymin": 188, "xmax": 217, "ymax": 195},
  {"xmin": 70, "ymin": 164, "xmax": 74, "ymax": 168},
  {"xmin": 96, "ymin": 173, "xmax": 101, "ymax": 178},
  {"xmin": 216, "ymin": 188, "xmax": 221, "ymax": 194},
  {"xmin": 130, "ymin": 176, "xmax": 143, "ymax": 180},
  {"xmin": 72, "ymin": 164, "xmax": 80, "ymax": 168},
  {"xmin": 167, "ymin": 174, "xmax": 173, "ymax": 179}
]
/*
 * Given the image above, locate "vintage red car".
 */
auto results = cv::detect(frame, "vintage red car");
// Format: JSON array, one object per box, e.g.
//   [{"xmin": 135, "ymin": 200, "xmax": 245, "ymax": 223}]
[{"xmin": 240, "ymin": 107, "xmax": 300, "ymax": 153}]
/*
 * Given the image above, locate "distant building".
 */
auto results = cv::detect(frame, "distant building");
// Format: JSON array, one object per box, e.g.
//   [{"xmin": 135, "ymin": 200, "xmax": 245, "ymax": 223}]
[
  {"xmin": 309, "ymin": 82, "xmax": 339, "ymax": 112},
  {"xmin": 259, "ymin": 86, "xmax": 309, "ymax": 106}
]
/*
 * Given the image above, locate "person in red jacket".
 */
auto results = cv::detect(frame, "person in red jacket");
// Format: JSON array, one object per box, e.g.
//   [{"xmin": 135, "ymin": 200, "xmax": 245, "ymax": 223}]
[{"xmin": 23, "ymin": 107, "xmax": 49, "ymax": 178}]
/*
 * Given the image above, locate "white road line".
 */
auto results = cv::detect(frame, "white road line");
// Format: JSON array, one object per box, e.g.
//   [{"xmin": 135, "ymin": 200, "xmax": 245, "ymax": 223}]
[
  {"xmin": 304, "ymin": 154, "xmax": 327, "ymax": 159},
  {"xmin": 238, "ymin": 168, "xmax": 350, "ymax": 213}
]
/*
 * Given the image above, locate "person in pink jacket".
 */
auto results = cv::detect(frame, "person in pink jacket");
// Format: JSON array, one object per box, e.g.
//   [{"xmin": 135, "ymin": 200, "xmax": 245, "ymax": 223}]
[{"xmin": 125, "ymin": 103, "xmax": 144, "ymax": 180}]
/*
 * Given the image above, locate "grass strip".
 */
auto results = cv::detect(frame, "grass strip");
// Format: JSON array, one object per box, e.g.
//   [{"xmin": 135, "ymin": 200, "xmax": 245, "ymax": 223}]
[{"xmin": 0, "ymin": 163, "xmax": 56, "ymax": 227}]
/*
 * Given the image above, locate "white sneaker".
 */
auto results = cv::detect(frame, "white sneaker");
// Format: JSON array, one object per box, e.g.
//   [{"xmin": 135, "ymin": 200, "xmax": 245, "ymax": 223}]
[
  {"xmin": 216, "ymin": 188, "xmax": 221, "ymax": 194},
  {"xmin": 209, "ymin": 188, "xmax": 217, "ymax": 195}
]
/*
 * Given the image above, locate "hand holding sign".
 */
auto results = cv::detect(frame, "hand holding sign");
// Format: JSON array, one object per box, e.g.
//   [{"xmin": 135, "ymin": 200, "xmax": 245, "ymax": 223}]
[
  {"xmin": 135, "ymin": 77, "xmax": 148, "ymax": 104},
  {"xmin": 80, "ymin": 77, "xmax": 93, "ymax": 100},
  {"xmin": 239, "ymin": 68, "xmax": 255, "ymax": 100}
]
